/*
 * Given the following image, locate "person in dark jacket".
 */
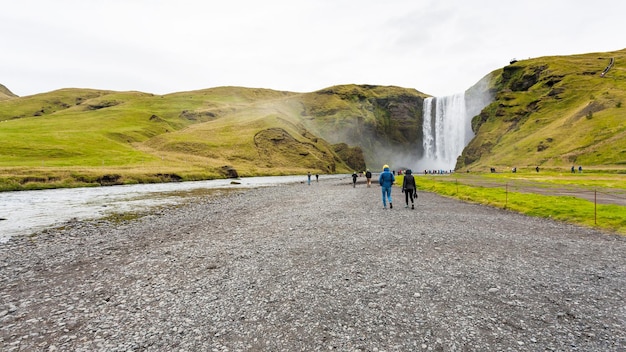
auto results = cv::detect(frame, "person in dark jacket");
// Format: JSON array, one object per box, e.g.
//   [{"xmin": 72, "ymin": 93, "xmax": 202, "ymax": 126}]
[
  {"xmin": 352, "ymin": 172, "xmax": 358, "ymax": 188},
  {"xmin": 365, "ymin": 170, "xmax": 372, "ymax": 187},
  {"xmin": 378, "ymin": 165, "xmax": 395, "ymax": 209},
  {"xmin": 401, "ymin": 169, "xmax": 417, "ymax": 209}
]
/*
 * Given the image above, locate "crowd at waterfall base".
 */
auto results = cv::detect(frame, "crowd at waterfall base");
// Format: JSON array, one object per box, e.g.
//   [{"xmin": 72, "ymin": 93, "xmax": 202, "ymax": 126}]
[{"xmin": 396, "ymin": 169, "xmax": 456, "ymax": 175}]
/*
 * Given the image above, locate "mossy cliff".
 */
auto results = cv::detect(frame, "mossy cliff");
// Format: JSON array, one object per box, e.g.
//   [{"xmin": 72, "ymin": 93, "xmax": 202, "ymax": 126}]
[
  {"xmin": 300, "ymin": 85, "xmax": 429, "ymax": 170},
  {"xmin": 459, "ymin": 48, "xmax": 626, "ymax": 171}
]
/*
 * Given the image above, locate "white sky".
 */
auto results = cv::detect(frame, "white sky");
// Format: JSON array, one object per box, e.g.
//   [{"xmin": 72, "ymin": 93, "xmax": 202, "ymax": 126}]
[{"xmin": 1, "ymin": 0, "xmax": 624, "ymax": 98}]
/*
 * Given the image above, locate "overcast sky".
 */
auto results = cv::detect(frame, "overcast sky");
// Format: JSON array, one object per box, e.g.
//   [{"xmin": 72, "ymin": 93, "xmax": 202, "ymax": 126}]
[{"xmin": 2, "ymin": 0, "xmax": 624, "ymax": 98}]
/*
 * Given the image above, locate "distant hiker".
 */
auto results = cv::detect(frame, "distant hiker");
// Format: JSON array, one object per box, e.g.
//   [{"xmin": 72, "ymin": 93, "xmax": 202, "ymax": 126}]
[
  {"xmin": 578, "ymin": 166, "xmax": 582, "ymax": 173},
  {"xmin": 365, "ymin": 170, "xmax": 372, "ymax": 187},
  {"xmin": 379, "ymin": 164, "xmax": 395, "ymax": 209},
  {"xmin": 316, "ymin": 174, "xmax": 319, "ymax": 182},
  {"xmin": 536, "ymin": 166, "xmax": 540, "ymax": 173},
  {"xmin": 352, "ymin": 172, "xmax": 358, "ymax": 188},
  {"xmin": 401, "ymin": 169, "xmax": 417, "ymax": 209},
  {"xmin": 571, "ymin": 166, "xmax": 575, "ymax": 173},
  {"xmin": 307, "ymin": 172, "xmax": 311, "ymax": 185}
]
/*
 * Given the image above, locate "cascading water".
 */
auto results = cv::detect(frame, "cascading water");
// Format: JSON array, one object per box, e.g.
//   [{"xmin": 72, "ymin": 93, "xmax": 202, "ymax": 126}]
[{"xmin": 420, "ymin": 92, "xmax": 477, "ymax": 171}]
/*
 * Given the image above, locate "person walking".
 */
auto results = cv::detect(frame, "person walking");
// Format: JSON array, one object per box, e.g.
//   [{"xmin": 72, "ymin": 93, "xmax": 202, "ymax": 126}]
[
  {"xmin": 352, "ymin": 172, "xmax": 358, "ymax": 188},
  {"xmin": 379, "ymin": 164, "xmax": 395, "ymax": 209},
  {"xmin": 401, "ymin": 169, "xmax": 417, "ymax": 209},
  {"xmin": 307, "ymin": 172, "xmax": 311, "ymax": 185},
  {"xmin": 365, "ymin": 169, "xmax": 372, "ymax": 187}
]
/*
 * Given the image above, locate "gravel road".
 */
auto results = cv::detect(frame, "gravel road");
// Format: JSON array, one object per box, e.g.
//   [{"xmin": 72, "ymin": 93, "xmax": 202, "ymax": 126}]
[{"xmin": 1, "ymin": 177, "xmax": 625, "ymax": 351}]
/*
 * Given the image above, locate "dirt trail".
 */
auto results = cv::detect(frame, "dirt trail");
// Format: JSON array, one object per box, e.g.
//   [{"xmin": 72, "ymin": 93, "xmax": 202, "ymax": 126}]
[
  {"xmin": 441, "ymin": 175, "xmax": 626, "ymax": 206},
  {"xmin": 1, "ymin": 177, "xmax": 625, "ymax": 351}
]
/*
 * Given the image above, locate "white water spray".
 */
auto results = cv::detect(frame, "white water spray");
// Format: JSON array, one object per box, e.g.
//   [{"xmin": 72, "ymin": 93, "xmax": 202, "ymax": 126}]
[{"xmin": 421, "ymin": 93, "xmax": 473, "ymax": 170}]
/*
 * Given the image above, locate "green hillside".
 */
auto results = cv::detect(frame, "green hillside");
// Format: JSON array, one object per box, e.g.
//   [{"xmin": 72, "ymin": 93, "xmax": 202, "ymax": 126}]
[
  {"xmin": 0, "ymin": 84, "xmax": 426, "ymax": 190},
  {"xmin": 2, "ymin": 48, "xmax": 625, "ymax": 190},
  {"xmin": 459, "ymin": 48, "xmax": 626, "ymax": 172}
]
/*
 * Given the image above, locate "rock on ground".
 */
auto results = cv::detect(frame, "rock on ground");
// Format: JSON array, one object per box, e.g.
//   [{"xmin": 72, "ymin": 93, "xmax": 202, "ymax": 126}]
[{"xmin": 1, "ymin": 177, "xmax": 625, "ymax": 351}]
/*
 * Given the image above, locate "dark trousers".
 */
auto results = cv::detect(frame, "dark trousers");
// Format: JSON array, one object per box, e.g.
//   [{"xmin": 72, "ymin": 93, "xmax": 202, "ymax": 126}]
[{"xmin": 405, "ymin": 189, "xmax": 415, "ymax": 204}]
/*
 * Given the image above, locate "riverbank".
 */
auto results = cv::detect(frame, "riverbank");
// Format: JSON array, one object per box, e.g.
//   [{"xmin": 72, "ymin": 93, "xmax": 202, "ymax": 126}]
[
  {"xmin": 1, "ymin": 177, "xmax": 625, "ymax": 351},
  {"xmin": 0, "ymin": 175, "xmax": 333, "ymax": 242}
]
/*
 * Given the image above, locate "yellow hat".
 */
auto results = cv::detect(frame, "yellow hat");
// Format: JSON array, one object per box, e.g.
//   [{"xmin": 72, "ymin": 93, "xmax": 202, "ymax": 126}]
[{"xmin": 383, "ymin": 164, "xmax": 389, "ymax": 170}]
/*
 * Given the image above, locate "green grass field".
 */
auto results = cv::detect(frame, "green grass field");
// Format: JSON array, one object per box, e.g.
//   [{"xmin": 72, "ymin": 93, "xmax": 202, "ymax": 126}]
[{"xmin": 397, "ymin": 172, "xmax": 626, "ymax": 235}]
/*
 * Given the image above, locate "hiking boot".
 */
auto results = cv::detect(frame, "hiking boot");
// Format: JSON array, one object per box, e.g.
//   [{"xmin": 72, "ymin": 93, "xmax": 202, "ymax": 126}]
[
  {"xmin": 389, "ymin": 203, "xmax": 393, "ymax": 209},
  {"xmin": 404, "ymin": 204, "xmax": 409, "ymax": 208},
  {"xmin": 411, "ymin": 204, "xmax": 414, "ymax": 209}
]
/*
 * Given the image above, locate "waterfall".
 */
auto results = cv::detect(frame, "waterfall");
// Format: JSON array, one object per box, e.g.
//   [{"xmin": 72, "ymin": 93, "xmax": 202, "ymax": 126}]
[{"xmin": 420, "ymin": 93, "xmax": 474, "ymax": 171}]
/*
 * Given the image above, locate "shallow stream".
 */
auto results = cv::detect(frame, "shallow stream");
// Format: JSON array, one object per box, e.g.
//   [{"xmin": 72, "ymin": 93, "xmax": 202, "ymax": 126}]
[{"xmin": 0, "ymin": 175, "xmax": 339, "ymax": 243}]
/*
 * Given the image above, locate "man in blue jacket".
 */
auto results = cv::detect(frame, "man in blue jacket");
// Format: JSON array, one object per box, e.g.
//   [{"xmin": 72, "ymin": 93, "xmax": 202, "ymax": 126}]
[{"xmin": 378, "ymin": 164, "xmax": 395, "ymax": 209}]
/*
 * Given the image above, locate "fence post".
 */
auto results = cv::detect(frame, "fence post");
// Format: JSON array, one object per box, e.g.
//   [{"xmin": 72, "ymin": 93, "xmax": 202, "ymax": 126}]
[
  {"xmin": 595, "ymin": 189, "xmax": 597, "ymax": 225},
  {"xmin": 505, "ymin": 183, "xmax": 508, "ymax": 209}
]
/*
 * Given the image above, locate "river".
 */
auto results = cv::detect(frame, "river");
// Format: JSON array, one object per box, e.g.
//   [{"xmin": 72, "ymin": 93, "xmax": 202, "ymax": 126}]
[{"xmin": 0, "ymin": 175, "xmax": 342, "ymax": 243}]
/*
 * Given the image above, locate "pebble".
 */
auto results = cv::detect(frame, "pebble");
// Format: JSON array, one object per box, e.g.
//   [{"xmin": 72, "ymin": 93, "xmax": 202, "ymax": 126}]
[{"xmin": 1, "ymin": 178, "xmax": 625, "ymax": 351}]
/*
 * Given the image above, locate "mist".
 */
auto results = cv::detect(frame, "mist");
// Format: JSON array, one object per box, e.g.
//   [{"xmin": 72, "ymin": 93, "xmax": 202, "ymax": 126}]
[{"xmin": 414, "ymin": 75, "xmax": 493, "ymax": 172}]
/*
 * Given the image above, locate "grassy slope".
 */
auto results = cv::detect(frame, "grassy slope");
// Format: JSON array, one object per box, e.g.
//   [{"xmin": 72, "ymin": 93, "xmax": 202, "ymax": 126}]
[
  {"xmin": 2, "ymin": 49, "xmax": 625, "ymax": 190},
  {"xmin": 143, "ymin": 87, "xmax": 349, "ymax": 175},
  {"xmin": 0, "ymin": 90, "xmax": 161, "ymax": 166},
  {"xmin": 0, "ymin": 86, "xmax": 357, "ymax": 189},
  {"xmin": 460, "ymin": 48, "xmax": 626, "ymax": 171}
]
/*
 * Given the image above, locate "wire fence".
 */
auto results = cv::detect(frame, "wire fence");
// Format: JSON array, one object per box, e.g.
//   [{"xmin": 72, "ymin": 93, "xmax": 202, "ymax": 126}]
[
  {"xmin": 498, "ymin": 184, "xmax": 626, "ymax": 226},
  {"xmin": 423, "ymin": 176, "xmax": 626, "ymax": 230}
]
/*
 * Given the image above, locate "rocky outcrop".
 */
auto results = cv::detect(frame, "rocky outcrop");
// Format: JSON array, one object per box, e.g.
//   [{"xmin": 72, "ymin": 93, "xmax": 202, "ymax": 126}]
[
  {"xmin": 332, "ymin": 143, "xmax": 366, "ymax": 171},
  {"xmin": 301, "ymin": 85, "xmax": 428, "ymax": 169}
]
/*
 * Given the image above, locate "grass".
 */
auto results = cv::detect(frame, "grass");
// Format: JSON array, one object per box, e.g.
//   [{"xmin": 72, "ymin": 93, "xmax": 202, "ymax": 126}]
[
  {"xmin": 461, "ymin": 48, "xmax": 626, "ymax": 171},
  {"xmin": 396, "ymin": 171, "xmax": 626, "ymax": 235},
  {"xmin": 2, "ymin": 50, "xmax": 625, "ymax": 190},
  {"xmin": 0, "ymin": 87, "xmax": 358, "ymax": 190}
]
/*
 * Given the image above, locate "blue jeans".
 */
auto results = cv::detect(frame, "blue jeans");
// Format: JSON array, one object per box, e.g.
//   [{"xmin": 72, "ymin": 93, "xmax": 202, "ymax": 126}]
[{"xmin": 381, "ymin": 186, "xmax": 392, "ymax": 206}]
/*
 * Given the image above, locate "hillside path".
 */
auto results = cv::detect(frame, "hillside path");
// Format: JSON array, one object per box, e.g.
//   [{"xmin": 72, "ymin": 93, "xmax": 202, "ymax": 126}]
[{"xmin": 1, "ymin": 177, "xmax": 625, "ymax": 351}]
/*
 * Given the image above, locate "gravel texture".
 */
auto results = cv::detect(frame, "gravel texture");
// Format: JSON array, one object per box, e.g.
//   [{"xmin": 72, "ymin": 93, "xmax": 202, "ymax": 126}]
[{"xmin": 1, "ymin": 177, "xmax": 625, "ymax": 351}]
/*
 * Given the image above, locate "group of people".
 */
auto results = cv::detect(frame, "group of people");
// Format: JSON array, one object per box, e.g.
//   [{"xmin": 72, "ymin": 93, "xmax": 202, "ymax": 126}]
[
  {"xmin": 313, "ymin": 164, "xmax": 419, "ymax": 209},
  {"xmin": 380, "ymin": 165, "xmax": 418, "ymax": 209},
  {"xmin": 571, "ymin": 165, "xmax": 583, "ymax": 173},
  {"xmin": 351, "ymin": 165, "xmax": 418, "ymax": 209}
]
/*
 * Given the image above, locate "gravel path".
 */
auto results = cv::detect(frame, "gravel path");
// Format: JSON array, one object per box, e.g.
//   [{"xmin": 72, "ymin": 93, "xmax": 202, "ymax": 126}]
[{"xmin": 1, "ymin": 177, "xmax": 625, "ymax": 351}]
